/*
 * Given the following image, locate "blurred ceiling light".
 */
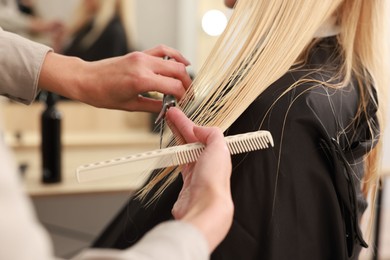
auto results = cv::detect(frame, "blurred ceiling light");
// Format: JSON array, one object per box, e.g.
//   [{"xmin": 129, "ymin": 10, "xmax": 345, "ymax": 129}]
[{"xmin": 201, "ymin": 9, "xmax": 227, "ymax": 36}]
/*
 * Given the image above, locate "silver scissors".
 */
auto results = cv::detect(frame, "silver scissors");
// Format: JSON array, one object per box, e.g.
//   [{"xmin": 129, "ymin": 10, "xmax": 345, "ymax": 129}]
[
  {"xmin": 155, "ymin": 94, "xmax": 177, "ymax": 125},
  {"xmin": 154, "ymin": 56, "xmax": 178, "ymax": 148},
  {"xmin": 155, "ymin": 94, "xmax": 177, "ymax": 148}
]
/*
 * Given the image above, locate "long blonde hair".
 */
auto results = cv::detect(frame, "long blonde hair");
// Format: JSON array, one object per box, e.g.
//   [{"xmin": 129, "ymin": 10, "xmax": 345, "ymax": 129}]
[{"xmin": 140, "ymin": 0, "xmax": 389, "ymax": 232}]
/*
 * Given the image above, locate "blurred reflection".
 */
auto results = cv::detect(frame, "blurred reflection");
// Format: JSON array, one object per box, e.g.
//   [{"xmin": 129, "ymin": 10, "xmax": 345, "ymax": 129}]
[
  {"xmin": 0, "ymin": 0, "xmax": 63, "ymax": 44},
  {"xmin": 55, "ymin": 0, "xmax": 133, "ymax": 61},
  {"xmin": 17, "ymin": 0, "xmax": 34, "ymax": 15}
]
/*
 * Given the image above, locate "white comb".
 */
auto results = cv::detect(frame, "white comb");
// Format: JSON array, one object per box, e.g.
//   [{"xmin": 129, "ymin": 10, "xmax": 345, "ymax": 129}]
[{"xmin": 76, "ymin": 130, "xmax": 273, "ymax": 183}]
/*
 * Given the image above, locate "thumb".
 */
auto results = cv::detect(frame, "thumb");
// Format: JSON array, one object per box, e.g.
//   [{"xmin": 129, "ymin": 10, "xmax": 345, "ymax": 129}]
[{"xmin": 193, "ymin": 125, "xmax": 227, "ymax": 149}]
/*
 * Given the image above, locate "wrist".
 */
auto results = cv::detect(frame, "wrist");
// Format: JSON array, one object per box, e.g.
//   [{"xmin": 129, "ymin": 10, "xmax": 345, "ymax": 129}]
[
  {"xmin": 38, "ymin": 52, "xmax": 86, "ymax": 100},
  {"xmin": 182, "ymin": 195, "xmax": 234, "ymax": 252}
]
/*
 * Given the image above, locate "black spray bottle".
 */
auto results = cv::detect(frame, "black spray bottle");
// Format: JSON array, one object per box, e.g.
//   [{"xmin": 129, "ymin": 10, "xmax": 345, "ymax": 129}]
[{"xmin": 41, "ymin": 92, "xmax": 62, "ymax": 183}]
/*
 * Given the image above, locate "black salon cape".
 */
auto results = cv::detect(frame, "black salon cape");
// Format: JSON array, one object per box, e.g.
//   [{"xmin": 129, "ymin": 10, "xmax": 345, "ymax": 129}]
[{"xmin": 92, "ymin": 37, "xmax": 378, "ymax": 260}]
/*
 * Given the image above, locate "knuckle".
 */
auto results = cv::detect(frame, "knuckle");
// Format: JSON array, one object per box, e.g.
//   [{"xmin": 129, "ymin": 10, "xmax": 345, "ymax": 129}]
[
  {"xmin": 174, "ymin": 62, "xmax": 187, "ymax": 77},
  {"xmin": 177, "ymin": 62, "xmax": 187, "ymax": 72},
  {"xmin": 210, "ymin": 126, "xmax": 222, "ymax": 133},
  {"xmin": 128, "ymin": 51, "xmax": 146, "ymax": 64},
  {"xmin": 172, "ymin": 78, "xmax": 184, "ymax": 91},
  {"xmin": 149, "ymin": 44, "xmax": 165, "ymax": 55},
  {"xmin": 156, "ymin": 44, "xmax": 168, "ymax": 53}
]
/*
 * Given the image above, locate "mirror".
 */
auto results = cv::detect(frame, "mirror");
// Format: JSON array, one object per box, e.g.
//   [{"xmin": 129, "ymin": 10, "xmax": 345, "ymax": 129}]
[{"xmin": 20, "ymin": 0, "xmax": 231, "ymax": 74}]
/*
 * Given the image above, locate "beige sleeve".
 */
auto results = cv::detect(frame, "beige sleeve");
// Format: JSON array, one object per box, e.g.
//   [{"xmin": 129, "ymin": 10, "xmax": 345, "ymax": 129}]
[
  {"xmin": 0, "ymin": 27, "xmax": 52, "ymax": 104},
  {"xmin": 73, "ymin": 221, "xmax": 209, "ymax": 260}
]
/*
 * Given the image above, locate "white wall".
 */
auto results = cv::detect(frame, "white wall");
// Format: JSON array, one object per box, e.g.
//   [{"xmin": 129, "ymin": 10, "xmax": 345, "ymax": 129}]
[
  {"xmin": 35, "ymin": 0, "xmax": 79, "ymax": 21},
  {"xmin": 135, "ymin": 0, "xmax": 177, "ymax": 49}
]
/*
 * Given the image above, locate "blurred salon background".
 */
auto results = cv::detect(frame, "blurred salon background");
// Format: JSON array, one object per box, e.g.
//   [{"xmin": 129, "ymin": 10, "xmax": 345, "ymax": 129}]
[{"xmin": 0, "ymin": 1, "xmax": 388, "ymax": 259}]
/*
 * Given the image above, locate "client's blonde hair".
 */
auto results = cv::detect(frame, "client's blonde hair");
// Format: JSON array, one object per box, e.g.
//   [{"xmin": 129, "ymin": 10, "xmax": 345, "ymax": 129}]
[{"xmin": 140, "ymin": 0, "xmax": 390, "ymax": 236}]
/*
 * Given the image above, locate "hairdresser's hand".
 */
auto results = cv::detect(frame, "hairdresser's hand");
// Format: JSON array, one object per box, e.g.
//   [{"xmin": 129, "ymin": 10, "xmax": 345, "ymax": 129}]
[
  {"xmin": 166, "ymin": 107, "xmax": 233, "ymax": 252},
  {"xmin": 38, "ymin": 45, "xmax": 192, "ymax": 112}
]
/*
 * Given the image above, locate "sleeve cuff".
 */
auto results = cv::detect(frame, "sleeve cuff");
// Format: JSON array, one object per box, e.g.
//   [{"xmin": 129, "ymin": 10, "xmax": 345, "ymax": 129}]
[
  {"xmin": 125, "ymin": 221, "xmax": 209, "ymax": 260},
  {"xmin": 72, "ymin": 221, "xmax": 209, "ymax": 260},
  {"xmin": 0, "ymin": 28, "xmax": 52, "ymax": 104}
]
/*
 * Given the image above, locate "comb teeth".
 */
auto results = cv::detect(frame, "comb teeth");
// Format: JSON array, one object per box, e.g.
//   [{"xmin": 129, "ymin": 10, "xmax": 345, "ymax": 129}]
[
  {"xmin": 169, "ymin": 130, "xmax": 273, "ymax": 165},
  {"xmin": 76, "ymin": 130, "xmax": 273, "ymax": 183},
  {"xmin": 175, "ymin": 146, "xmax": 204, "ymax": 165},
  {"xmin": 227, "ymin": 131, "xmax": 273, "ymax": 154}
]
